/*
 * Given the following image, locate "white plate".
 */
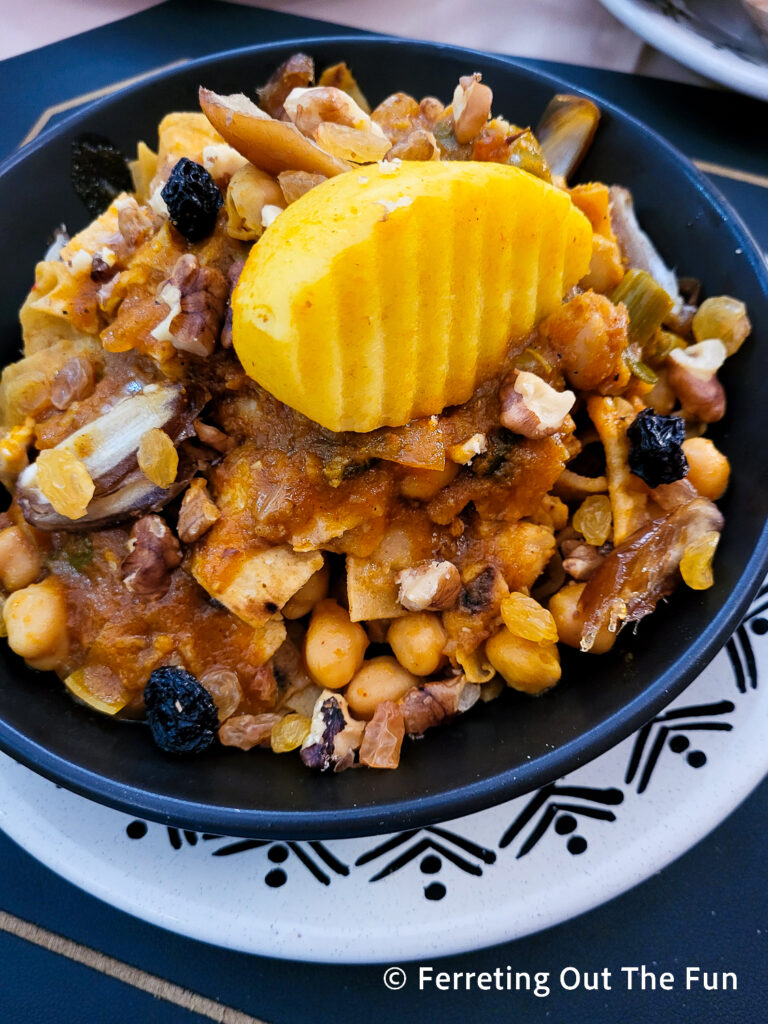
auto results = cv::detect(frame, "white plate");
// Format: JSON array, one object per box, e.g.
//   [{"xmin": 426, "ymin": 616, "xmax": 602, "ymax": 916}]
[
  {"xmin": 0, "ymin": 579, "xmax": 766, "ymax": 964},
  {"xmin": 597, "ymin": 0, "xmax": 768, "ymax": 101}
]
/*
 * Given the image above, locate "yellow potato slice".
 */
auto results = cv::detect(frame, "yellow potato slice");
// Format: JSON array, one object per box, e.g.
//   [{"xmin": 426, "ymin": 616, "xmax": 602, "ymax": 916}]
[{"xmin": 233, "ymin": 160, "xmax": 592, "ymax": 432}]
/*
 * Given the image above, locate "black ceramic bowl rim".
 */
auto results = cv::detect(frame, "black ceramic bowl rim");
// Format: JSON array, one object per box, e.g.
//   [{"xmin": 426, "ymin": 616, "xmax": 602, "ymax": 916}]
[{"xmin": 1, "ymin": 36, "xmax": 767, "ymax": 839}]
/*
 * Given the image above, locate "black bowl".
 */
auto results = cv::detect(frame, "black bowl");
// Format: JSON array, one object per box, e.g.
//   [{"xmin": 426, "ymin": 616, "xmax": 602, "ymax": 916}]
[{"xmin": 0, "ymin": 37, "xmax": 766, "ymax": 840}]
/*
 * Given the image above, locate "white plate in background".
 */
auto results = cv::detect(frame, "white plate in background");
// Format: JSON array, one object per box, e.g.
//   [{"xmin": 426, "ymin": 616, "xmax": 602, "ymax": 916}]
[{"xmin": 597, "ymin": 0, "xmax": 768, "ymax": 100}]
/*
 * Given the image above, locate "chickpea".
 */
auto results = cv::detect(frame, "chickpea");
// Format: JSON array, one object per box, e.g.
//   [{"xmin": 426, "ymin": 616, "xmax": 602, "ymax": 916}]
[
  {"xmin": 485, "ymin": 628, "xmax": 561, "ymax": 694},
  {"xmin": 304, "ymin": 598, "xmax": 368, "ymax": 689},
  {"xmin": 0, "ymin": 526, "xmax": 41, "ymax": 592},
  {"xmin": 283, "ymin": 561, "xmax": 331, "ymax": 619},
  {"xmin": 4, "ymin": 579, "xmax": 68, "ymax": 670},
  {"xmin": 387, "ymin": 612, "xmax": 446, "ymax": 676},
  {"xmin": 549, "ymin": 583, "xmax": 616, "ymax": 655},
  {"xmin": 399, "ymin": 462, "xmax": 458, "ymax": 501},
  {"xmin": 345, "ymin": 656, "xmax": 418, "ymax": 720},
  {"xmin": 682, "ymin": 437, "xmax": 730, "ymax": 501}
]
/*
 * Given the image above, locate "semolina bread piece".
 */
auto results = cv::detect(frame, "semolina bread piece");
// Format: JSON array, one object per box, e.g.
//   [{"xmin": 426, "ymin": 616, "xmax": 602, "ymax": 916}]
[{"xmin": 232, "ymin": 160, "xmax": 592, "ymax": 432}]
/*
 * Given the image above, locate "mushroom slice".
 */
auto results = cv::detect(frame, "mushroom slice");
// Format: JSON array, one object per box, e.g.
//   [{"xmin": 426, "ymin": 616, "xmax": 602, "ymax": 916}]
[
  {"xmin": 16, "ymin": 382, "xmax": 206, "ymax": 529},
  {"xmin": 609, "ymin": 186, "xmax": 686, "ymax": 320},
  {"xmin": 18, "ymin": 466, "xmax": 190, "ymax": 531},
  {"xmin": 198, "ymin": 87, "xmax": 350, "ymax": 178},
  {"xmin": 578, "ymin": 496, "xmax": 724, "ymax": 651},
  {"xmin": 536, "ymin": 94, "xmax": 600, "ymax": 182}
]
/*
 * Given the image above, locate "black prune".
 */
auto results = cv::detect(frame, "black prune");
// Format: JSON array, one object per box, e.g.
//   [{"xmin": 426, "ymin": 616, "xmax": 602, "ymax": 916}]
[
  {"xmin": 627, "ymin": 407, "xmax": 689, "ymax": 488},
  {"xmin": 71, "ymin": 133, "xmax": 133, "ymax": 217},
  {"xmin": 161, "ymin": 158, "xmax": 223, "ymax": 242},
  {"xmin": 144, "ymin": 666, "xmax": 218, "ymax": 755}
]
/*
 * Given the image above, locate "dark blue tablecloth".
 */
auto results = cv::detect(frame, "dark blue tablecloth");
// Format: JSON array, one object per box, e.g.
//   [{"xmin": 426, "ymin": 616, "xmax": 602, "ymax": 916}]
[{"xmin": 0, "ymin": 4, "xmax": 766, "ymax": 1022}]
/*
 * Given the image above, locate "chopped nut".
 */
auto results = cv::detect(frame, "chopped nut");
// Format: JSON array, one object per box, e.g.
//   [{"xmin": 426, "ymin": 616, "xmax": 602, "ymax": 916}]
[
  {"xmin": 153, "ymin": 254, "xmax": 228, "ymax": 357},
  {"xmin": 116, "ymin": 197, "xmax": 153, "ymax": 248},
  {"xmin": 400, "ymin": 677, "xmax": 465, "ymax": 735},
  {"xmin": 193, "ymin": 419, "xmax": 235, "ymax": 454},
  {"xmin": 562, "ymin": 541, "xmax": 605, "ymax": 581},
  {"xmin": 448, "ymin": 433, "xmax": 488, "ymax": 465},
  {"xmin": 451, "ymin": 73, "xmax": 493, "ymax": 144},
  {"xmin": 283, "ymin": 85, "xmax": 385, "ymax": 140},
  {"xmin": 225, "ymin": 165, "xmax": 285, "ymax": 240},
  {"xmin": 500, "ymin": 370, "xmax": 575, "ymax": 438},
  {"xmin": 121, "ymin": 515, "xmax": 182, "ymax": 598},
  {"xmin": 177, "ymin": 478, "xmax": 220, "ymax": 543},
  {"xmin": 202, "ymin": 143, "xmax": 248, "ymax": 185},
  {"xmin": 668, "ymin": 339, "xmax": 726, "ymax": 380},
  {"xmin": 300, "ymin": 690, "xmax": 365, "ymax": 771},
  {"xmin": 667, "ymin": 356, "xmax": 726, "ymax": 423},
  {"xmin": 50, "ymin": 356, "xmax": 96, "ymax": 411},
  {"xmin": 396, "ymin": 560, "xmax": 461, "ymax": 611}
]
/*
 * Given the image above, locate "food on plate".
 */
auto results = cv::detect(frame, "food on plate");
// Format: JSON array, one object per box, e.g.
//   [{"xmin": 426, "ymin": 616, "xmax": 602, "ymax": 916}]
[{"xmin": 0, "ymin": 54, "xmax": 750, "ymax": 771}]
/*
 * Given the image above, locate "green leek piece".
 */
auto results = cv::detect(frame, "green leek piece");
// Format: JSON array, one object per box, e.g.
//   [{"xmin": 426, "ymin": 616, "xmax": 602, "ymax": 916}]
[{"xmin": 612, "ymin": 268, "xmax": 674, "ymax": 349}]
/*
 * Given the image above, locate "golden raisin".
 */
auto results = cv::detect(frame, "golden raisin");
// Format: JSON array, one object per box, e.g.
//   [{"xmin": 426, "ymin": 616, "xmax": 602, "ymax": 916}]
[
  {"xmin": 36, "ymin": 448, "xmax": 95, "ymax": 519},
  {"xmin": 680, "ymin": 531, "xmax": 720, "ymax": 591},
  {"xmin": 500, "ymin": 592, "xmax": 559, "ymax": 644},
  {"xmin": 270, "ymin": 712, "xmax": 311, "ymax": 753},
  {"xmin": 573, "ymin": 494, "xmax": 612, "ymax": 546},
  {"xmin": 137, "ymin": 428, "xmax": 178, "ymax": 488}
]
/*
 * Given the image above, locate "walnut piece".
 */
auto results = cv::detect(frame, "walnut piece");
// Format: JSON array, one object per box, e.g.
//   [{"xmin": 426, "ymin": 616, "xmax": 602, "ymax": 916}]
[
  {"xmin": 193, "ymin": 419, "xmax": 235, "ymax": 454},
  {"xmin": 400, "ymin": 678, "xmax": 470, "ymax": 735},
  {"xmin": 300, "ymin": 690, "xmax": 364, "ymax": 772},
  {"xmin": 396, "ymin": 560, "xmax": 461, "ymax": 611},
  {"xmin": 116, "ymin": 197, "xmax": 154, "ymax": 249},
  {"xmin": 561, "ymin": 541, "xmax": 605, "ymax": 581},
  {"xmin": 451, "ymin": 73, "xmax": 493, "ymax": 144},
  {"xmin": 177, "ymin": 478, "xmax": 220, "ymax": 543},
  {"xmin": 500, "ymin": 370, "xmax": 575, "ymax": 438},
  {"xmin": 667, "ymin": 343, "xmax": 727, "ymax": 423},
  {"xmin": 155, "ymin": 254, "xmax": 228, "ymax": 357},
  {"xmin": 121, "ymin": 515, "xmax": 182, "ymax": 598}
]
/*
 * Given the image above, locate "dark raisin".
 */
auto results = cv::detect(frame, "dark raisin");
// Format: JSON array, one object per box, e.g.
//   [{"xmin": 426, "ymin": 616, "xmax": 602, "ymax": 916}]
[
  {"xmin": 460, "ymin": 566, "xmax": 497, "ymax": 612},
  {"xmin": 90, "ymin": 253, "xmax": 113, "ymax": 282},
  {"xmin": 627, "ymin": 408, "xmax": 688, "ymax": 488},
  {"xmin": 71, "ymin": 133, "xmax": 133, "ymax": 217},
  {"xmin": 144, "ymin": 666, "xmax": 218, "ymax": 755},
  {"xmin": 161, "ymin": 158, "xmax": 223, "ymax": 242},
  {"xmin": 471, "ymin": 428, "xmax": 517, "ymax": 477}
]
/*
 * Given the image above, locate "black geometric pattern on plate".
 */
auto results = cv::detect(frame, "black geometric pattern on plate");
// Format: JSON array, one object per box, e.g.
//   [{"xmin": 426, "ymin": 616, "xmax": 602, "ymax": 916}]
[
  {"xmin": 354, "ymin": 826, "xmax": 496, "ymax": 901},
  {"xmin": 125, "ymin": 822, "xmax": 348, "ymax": 887},
  {"xmin": 728, "ymin": 582, "xmax": 768, "ymax": 694},
  {"xmin": 624, "ymin": 699, "xmax": 734, "ymax": 794},
  {"xmin": 644, "ymin": 0, "xmax": 766, "ymax": 63},
  {"xmin": 498, "ymin": 784, "xmax": 624, "ymax": 858}
]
